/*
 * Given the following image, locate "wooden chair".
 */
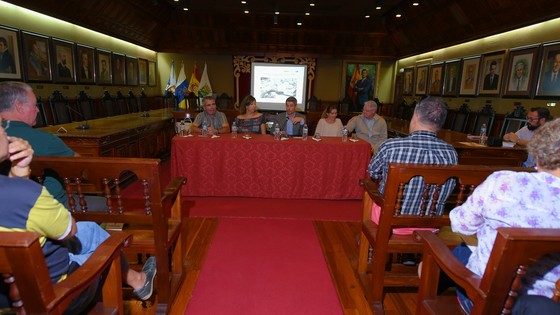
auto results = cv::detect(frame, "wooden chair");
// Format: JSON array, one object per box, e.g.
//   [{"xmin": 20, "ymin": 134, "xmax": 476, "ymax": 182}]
[
  {"xmin": 187, "ymin": 92, "xmax": 199, "ymax": 110},
  {"xmin": 470, "ymin": 103, "xmax": 495, "ymax": 136},
  {"xmin": 49, "ymin": 90, "xmax": 73, "ymax": 125},
  {"xmin": 450, "ymin": 103, "xmax": 470, "ymax": 133},
  {"xmin": 115, "ymin": 91, "xmax": 129, "ymax": 115},
  {"xmin": 0, "ymin": 231, "xmax": 131, "ymax": 314},
  {"xmin": 34, "ymin": 96, "xmax": 49, "ymax": 128},
  {"xmin": 356, "ymin": 163, "xmax": 525, "ymax": 313},
  {"xmin": 29, "ymin": 156, "xmax": 187, "ymax": 313},
  {"xmin": 101, "ymin": 90, "xmax": 116, "ymax": 117},
  {"xmin": 416, "ymin": 228, "xmax": 560, "ymax": 315},
  {"xmin": 139, "ymin": 90, "xmax": 149, "ymax": 112},
  {"xmin": 76, "ymin": 90, "xmax": 95, "ymax": 120},
  {"xmin": 128, "ymin": 91, "xmax": 140, "ymax": 113}
]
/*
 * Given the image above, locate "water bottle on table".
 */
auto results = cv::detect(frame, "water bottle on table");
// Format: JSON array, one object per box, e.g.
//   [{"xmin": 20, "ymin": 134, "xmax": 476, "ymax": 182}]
[
  {"xmin": 342, "ymin": 126, "xmax": 348, "ymax": 142},
  {"xmin": 201, "ymin": 119, "xmax": 208, "ymax": 137},
  {"xmin": 184, "ymin": 113, "xmax": 192, "ymax": 136},
  {"xmin": 274, "ymin": 123, "xmax": 280, "ymax": 140},
  {"xmin": 479, "ymin": 123, "xmax": 487, "ymax": 145},
  {"xmin": 231, "ymin": 121, "xmax": 238, "ymax": 138},
  {"xmin": 302, "ymin": 123, "xmax": 308, "ymax": 141}
]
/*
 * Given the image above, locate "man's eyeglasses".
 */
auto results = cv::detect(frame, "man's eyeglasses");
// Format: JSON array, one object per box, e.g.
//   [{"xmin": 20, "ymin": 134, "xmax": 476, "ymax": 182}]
[{"xmin": 526, "ymin": 116, "xmax": 540, "ymax": 122}]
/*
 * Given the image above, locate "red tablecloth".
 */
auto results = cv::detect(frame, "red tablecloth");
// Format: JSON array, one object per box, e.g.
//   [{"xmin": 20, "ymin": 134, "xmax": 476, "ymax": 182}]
[{"xmin": 171, "ymin": 134, "xmax": 372, "ymax": 199}]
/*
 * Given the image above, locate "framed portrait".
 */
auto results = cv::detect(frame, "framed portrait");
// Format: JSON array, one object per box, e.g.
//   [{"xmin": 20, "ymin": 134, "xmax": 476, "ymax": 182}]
[
  {"xmin": 343, "ymin": 61, "xmax": 379, "ymax": 111},
  {"xmin": 138, "ymin": 58, "xmax": 148, "ymax": 85},
  {"xmin": 535, "ymin": 42, "xmax": 560, "ymax": 97},
  {"xmin": 443, "ymin": 60, "xmax": 460, "ymax": 96},
  {"xmin": 0, "ymin": 26, "xmax": 22, "ymax": 80},
  {"xmin": 125, "ymin": 56, "xmax": 138, "ymax": 86},
  {"xmin": 95, "ymin": 49, "xmax": 112, "ymax": 85},
  {"xmin": 148, "ymin": 60, "xmax": 157, "ymax": 86},
  {"xmin": 402, "ymin": 67, "xmax": 414, "ymax": 96},
  {"xmin": 51, "ymin": 38, "xmax": 75, "ymax": 83},
  {"xmin": 112, "ymin": 52, "xmax": 126, "ymax": 85},
  {"xmin": 459, "ymin": 56, "xmax": 480, "ymax": 96},
  {"xmin": 478, "ymin": 51, "xmax": 506, "ymax": 96},
  {"xmin": 428, "ymin": 63, "xmax": 443, "ymax": 95},
  {"xmin": 76, "ymin": 44, "xmax": 95, "ymax": 84},
  {"xmin": 21, "ymin": 32, "xmax": 52, "ymax": 82},
  {"xmin": 415, "ymin": 65, "xmax": 428, "ymax": 95},
  {"xmin": 503, "ymin": 46, "xmax": 540, "ymax": 97}
]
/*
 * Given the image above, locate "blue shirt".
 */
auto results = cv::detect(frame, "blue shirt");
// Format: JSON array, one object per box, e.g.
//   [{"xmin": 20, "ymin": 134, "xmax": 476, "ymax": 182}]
[{"xmin": 368, "ymin": 130, "xmax": 458, "ymax": 215}]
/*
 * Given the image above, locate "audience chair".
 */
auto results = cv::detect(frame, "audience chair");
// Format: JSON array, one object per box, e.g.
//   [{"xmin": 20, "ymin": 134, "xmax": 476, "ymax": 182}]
[
  {"xmin": 216, "ymin": 92, "xmax": 233, "ymax": 110},
  {"xmin": 34, "ymin": 96, "xmax": 49, "ymax": 128},
  {"xmin": 416, "ymin": 228, "xmax": 560, "ymax": 315},
  {"xmin": 356, "ymin": 163, "xmax": 525, "ymax": 313},
  {"xmin": 49, "ymin": 90, "xmax": 73, "ymax": 125},
  {"xmin": 115, "ymin": 91, "xmax": 129, "ymax": 115},
  {"xmin": 0, "ymin": 231, "xmax": 131, "ymax": 314},
  {"xmin": 187, "ymin": 92, "xmax": 199, "ymax": 110},
  {"xmin": 470, "ymin": 104, "xmax": 495, "ymax": 136},
  {"xmin": 450, "ymin": 103, "xmax": 470, "ymax": 133},
  {"xmin": 127, "ymin": 91, "xmax": 139, "ymax": 113},
  {"xmin": 30, "ymin": 156, "xmax": 187, "ymax": 313},
  {"xmin": 139, "ymin": 90, "xmax": 149, "ymax": 112},
  {"xmin": 101, "ymin": 90, "xmax": 116, "ymax": 117},
  {"xmin": 76, "ymin": 91, "xmax": 95, "ymax": 121}
]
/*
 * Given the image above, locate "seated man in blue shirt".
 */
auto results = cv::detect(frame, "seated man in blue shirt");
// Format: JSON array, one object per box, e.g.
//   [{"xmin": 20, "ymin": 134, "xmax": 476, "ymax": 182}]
[{"xmin": 271, "ymin": 96, "xmax": 306, "ymax": 136}]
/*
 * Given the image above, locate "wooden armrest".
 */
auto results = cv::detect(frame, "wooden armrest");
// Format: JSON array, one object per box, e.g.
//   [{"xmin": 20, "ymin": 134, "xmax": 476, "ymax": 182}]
[
  {"xmin": 53, "ymin": 232, "xmax": 132, "ymax": 300},
  {"xmin": 163, "ymin": 176, "xmax": 186, "ymax": 196},
  {"xmin": 359, "ymin": 178, "xmax": 385, "ymax": 206},
  {"xmin": 415, "ymin": 230, "xmax": 483, "ymax": 296}
]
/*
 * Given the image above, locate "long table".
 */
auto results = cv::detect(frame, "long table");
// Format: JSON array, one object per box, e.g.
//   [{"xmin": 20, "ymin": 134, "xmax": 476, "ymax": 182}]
[
  {"xmin": 171, "ymin": 134, "xmax": 372, "ymax": 199},
  {"xmin": 39, "ymin": 109, "xmax": 175, "ymax": 157},
  {"xmin": 386, "ymin": 118, "xmax": 528, "ymax": 166}
]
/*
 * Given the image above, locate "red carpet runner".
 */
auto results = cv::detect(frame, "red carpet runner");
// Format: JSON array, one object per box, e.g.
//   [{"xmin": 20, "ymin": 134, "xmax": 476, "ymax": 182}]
[{"xmin": 185, "ymin": 218, "xmax": 344, "ymax": 315}]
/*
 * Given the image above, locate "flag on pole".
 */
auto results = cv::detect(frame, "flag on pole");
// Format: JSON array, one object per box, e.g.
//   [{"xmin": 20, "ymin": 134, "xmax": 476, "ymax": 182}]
[
  {"xmin": 199, "ymin": 63, "xmax": 213, "ymax": 98},
  {"xmin": 347, "ymin": 64, "xmax": 361, "ymax": 103},
  {"xmin": 175, "ymin": 62, "xmax": 189, "ymax": 110},
  {"xmin": 187, "ymin": 63, "xmax": 201, "ymax": 96},
  {"xmin": 164, "ymin": 61, "xmax": 176, "ymax": 95}
]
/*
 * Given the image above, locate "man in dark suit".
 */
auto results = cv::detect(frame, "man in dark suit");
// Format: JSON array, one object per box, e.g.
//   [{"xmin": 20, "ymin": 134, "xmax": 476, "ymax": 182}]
[
  {"xmin": 271, "ymin": 96, "xmax": 306, "ymax": 136},
  {"xmin": 483, "ymin": 60, "xmax": 499, "ymax": 90},
  {"xmin": 57, "ymin": 52, "xmax": 72, "ymax": 78},
  {"xmin": 541, "ymin": 52, "xmax": 560, "ymax": 93}
]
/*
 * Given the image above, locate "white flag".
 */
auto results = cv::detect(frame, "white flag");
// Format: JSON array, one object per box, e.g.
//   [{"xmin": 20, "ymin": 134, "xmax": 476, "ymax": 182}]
[
  {"xmin": 164, "ymin": 61, "xmax": 176, "ymax": 94},
  {"xmin": 199, "ymin": 63, "xmax": 213, "ymax": 97}
]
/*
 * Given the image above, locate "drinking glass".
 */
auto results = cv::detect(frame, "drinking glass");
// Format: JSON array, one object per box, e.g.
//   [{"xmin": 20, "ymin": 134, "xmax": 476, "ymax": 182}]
[
  {"xmin": 314, "ymin": 132, "xmax": 321, "ymax": 140},
  {"xmin": 351, "ymin": 133, "xmax": 358, "ymax": 141}
]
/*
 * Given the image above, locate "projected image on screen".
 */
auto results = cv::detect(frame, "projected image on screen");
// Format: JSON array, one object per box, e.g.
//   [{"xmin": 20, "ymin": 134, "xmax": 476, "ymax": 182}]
[{"xmin": 251, "ymin": 62, "xmax": 307, "ymax": 111}]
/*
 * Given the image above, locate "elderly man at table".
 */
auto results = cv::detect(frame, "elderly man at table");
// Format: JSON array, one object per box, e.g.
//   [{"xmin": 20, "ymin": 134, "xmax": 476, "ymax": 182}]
[
  {"xmin": 346, "ymin": 100, "xmax": 387, "ymax": 152},
  {"xmin": 271, "ymin": 96, "xmax": 306, "ymax": 136},
  {"xmin": 191, "ymin": 95, "xmax": 230, "ymax": 135},
  {"xmin": 503, "ymin": 107, "xmax": 552, "ymax": 168},
  {"xmin": 0, "ymin": 81, "xmax": 106, "ymax": 210},
  {"xmin": 369, "ymin": 96, "xmax": 458, "ymax": 215}
]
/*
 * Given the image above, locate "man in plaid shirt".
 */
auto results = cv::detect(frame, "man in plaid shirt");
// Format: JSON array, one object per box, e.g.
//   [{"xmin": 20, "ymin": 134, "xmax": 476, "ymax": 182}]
[{"xmin": 368, "ymin": 97, "xmax": 458, "ymax": 215}]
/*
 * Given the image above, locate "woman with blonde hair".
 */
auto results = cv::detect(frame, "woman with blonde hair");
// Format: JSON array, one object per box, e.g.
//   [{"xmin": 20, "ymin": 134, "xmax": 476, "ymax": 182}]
[
  {"xmin": 315, "ymin": 103, "xmax": 343, "ymax": 137},
  {"xmin": 233, "ymin": 95, "xmax": 266, "ymax": 134}
]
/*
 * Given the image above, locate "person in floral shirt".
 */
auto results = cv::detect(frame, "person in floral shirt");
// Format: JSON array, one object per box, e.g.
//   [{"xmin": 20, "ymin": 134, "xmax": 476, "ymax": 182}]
[{"xmin": 449, "ymin": 118, "xmax": 560, "ymax": 314}]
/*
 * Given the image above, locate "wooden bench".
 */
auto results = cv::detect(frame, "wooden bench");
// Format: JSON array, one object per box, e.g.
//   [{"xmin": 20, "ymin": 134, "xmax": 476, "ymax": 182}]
[
  {"xmin": 0, "ymin": 231, "xmax": 131, "ymax": 314},
  {"xmin": 357, "ymin": 163, "xmax": 527, "ymax": 314},
  {"xmin": 416, "ymin": 228, "xmax": 560, "ymax": 314},
  {"xmin": 30, "ymin": 156, "xmax": 186, "ymax": 314}
]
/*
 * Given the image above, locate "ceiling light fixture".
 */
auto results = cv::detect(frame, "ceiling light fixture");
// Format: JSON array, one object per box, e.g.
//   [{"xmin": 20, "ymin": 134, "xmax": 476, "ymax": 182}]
[
  {"xmin": 183, "ymin": 7, "xmax": 188, "ymax": 11},
  {"xmin": 375, "ymin": 6, "xmax": 382, "ymax": 10},
  {"xmin": 413, "ymin": 1, "xmax": 419, "ymax": 6},
  {"xmin": 297, "ymin": 16, "xmax": 302, "ymax": 26},
  {"xmin": 241, "ymin": 1, "xmax": 246, "ymax": 4},
  {"xmin": 244, "ymin": 10, "xmax": 249, "ymax": 14},
  {"xmin": 395, "ymin": 13, "xmax": 402, "ymax": 18},
  {"xmin": 365, "ymin": 14, "xmax": 370, "ymax": 18},
  {"xmin": 309, "ymin": 1, "xmax": 315, "ymax": 7},
  {"xmin": 305, "ymin": 11, "xmax": 310, "ymax": 16}
]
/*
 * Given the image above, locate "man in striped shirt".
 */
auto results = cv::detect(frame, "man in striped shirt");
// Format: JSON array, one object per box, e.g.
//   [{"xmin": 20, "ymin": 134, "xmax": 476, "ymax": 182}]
[{"xmin": 368, "ymin": 97, "xmax": 458, "ymax": 215}]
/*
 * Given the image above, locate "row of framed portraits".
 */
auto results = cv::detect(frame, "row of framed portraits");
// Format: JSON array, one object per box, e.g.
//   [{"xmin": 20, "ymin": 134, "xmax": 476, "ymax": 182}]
[
  {"xmin": 0, "ymin": 25, "xmax": 157, "ymax": 86},
  {"xmin": 403, "ymin": 42, "xmax": 560, "ymax": 98}
]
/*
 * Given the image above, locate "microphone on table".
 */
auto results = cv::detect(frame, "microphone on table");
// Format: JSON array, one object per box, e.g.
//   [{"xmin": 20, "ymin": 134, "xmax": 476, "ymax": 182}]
[{"xmin": 66, "ymin": 105, "xmax": 90, "ymax": 130}]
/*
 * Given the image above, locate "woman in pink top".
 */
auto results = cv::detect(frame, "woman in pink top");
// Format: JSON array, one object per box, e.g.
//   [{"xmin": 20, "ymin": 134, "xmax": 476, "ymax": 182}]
[{"xmin": 315, "ymin": 104, "xmax": 343, "ymax": 137}]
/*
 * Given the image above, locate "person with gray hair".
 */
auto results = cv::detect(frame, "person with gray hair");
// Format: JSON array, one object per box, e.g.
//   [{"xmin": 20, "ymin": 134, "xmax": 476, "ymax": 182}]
[
  {"xmin": 368, "ymin": 96, "xmax": 457, "ymax": 215},
  {"xmin": 447, "ymin": 118, "xmax": 560, "ymax": 314},
  {"xmin": 192, "ymin": 95, "xmax": 230, "ymax": 135},
  {"xmin": 0, "ymin": 81, "xmax": 106, "ymax": 210},
  {"xmin": 346, "ymin": 100, "xmax": 387, "ymax": 151}
]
